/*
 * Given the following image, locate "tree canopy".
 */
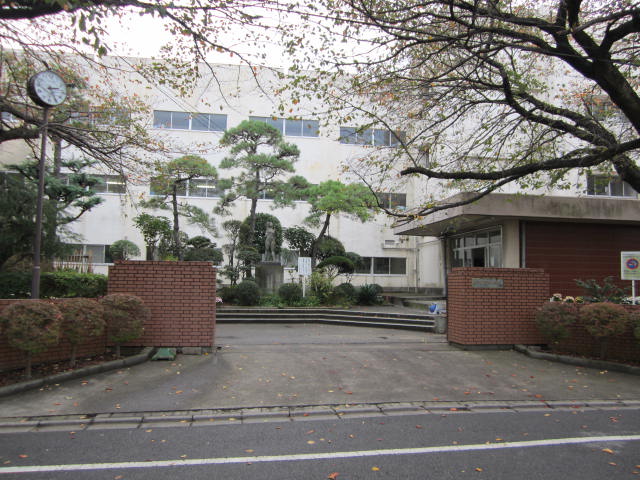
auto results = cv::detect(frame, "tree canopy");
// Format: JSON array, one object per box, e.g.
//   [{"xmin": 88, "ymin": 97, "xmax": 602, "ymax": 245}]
[{"xmin": 278, "ymin": 0, "xmax": 640, "ymax": 219}]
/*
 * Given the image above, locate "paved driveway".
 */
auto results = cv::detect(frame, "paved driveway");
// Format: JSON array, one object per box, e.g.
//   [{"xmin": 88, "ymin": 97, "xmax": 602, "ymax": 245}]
[{"xmin": 1, "ymin": 323, "xmax": 639, "ymax": 417}]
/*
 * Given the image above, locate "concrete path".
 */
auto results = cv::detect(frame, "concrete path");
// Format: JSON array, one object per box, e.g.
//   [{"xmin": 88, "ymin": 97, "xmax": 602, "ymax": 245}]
[{"xmin": 1, "ymin": 323, "xmax": 639, "ymax": 419}]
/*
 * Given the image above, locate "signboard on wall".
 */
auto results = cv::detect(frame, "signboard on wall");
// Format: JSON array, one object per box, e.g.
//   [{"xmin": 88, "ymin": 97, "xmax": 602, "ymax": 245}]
[{"xmin": 621, "ymin": 251, "xmax": 640, "ymax": 280}]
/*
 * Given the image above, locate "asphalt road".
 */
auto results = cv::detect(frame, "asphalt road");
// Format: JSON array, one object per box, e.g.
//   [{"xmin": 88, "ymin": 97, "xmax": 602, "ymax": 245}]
[
  {"xmin": 0, "ymin": 407, "xmax": 639, "ymax": 479},
  {"xmin": 1, "ymin": 323, "xmax": 639, "ymax": 479}
]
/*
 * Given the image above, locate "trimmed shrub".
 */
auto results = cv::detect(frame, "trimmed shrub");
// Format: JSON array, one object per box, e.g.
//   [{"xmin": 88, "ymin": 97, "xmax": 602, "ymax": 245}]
[
  {"xmin": 58, "ymin": 298, "xmax": 105, "ymax": 367},
  {"xmin": 218, "ymin": 285, "xmax": 238, "ymax": 304},
  {"xmin": 100, "ymin": 294, "xmax": 148, "ymax": 356},
  {"xmin": 40, "ymin": 271, "xmax": 108, "ymax": 298},
  {"xmin": 534, "ymin": 302, "xmax": 577, "ymax": 344},
  {"xmin": 581, "ymin": 302, "xmax": 630, "ymax": 359},
  {"xmin": 357, "ymin": 284, "xmax": 383, "ymax": 305},
  {"xmin": 278, "ymin": 283, "xmax": 303, "ymax": 305},
  {"xmin": 333, "ymin": 282, "xmax": 357, "ymax": 304},
  {"xmin": 235, "ymin": 280, "xmax": 261, "ymax": 306},
  {"xmin": 0, "ymin": 300, "xmax": 62, "ymax": 378}
]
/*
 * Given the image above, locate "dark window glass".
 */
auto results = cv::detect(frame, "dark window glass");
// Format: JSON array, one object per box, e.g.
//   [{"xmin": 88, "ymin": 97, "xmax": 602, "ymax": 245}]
[
  {"xmin": 210, "ymin": 114, "xmax": 227, "ymax": 131},
  {"xmin": 153, "ymin": 110, "xmax": 172, "ymax": 128},
  {"xmin": 373, "ymin": 129, "xmax": 390, "ymax": 146},
  {"xmin": 191, "ymin": 113, "xmax": 210, "ymax": 131},
  {"xmin": 374, "ymin": 257, "xmax": 390, "ymax": 274},
  {"xmin": 390, "ymin": 258, "xmax": 406, "ymax": 275},
  {"xmin": 355, "ymin": 256, "xmax": 372, "ymax": 274},
  {"xmin": 358, "ymin": 128, "xmax": 373, "ymax": 145}
]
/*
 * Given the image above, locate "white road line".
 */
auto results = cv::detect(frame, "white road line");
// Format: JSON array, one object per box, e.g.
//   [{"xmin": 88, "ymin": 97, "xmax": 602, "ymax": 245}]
[{"xmin": 1, "ymin": 435, "xmax": 639, "ymax": 474}]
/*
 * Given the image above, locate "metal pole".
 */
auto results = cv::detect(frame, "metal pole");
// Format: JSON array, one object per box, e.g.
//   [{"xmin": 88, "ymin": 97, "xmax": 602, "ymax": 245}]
[
  {"xmin": 31, "ymin": 107, "xmax": 50, "ymax": 299},
  {"xmin": 633, "ymin": 280, "xmax": 637, "ymax": 305}
]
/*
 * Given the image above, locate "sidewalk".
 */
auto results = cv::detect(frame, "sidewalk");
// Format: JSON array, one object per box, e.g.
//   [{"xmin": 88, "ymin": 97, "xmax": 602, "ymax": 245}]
[{"xmin": 1, "ymin": 322, "xmax": 639, "ymax": 419}]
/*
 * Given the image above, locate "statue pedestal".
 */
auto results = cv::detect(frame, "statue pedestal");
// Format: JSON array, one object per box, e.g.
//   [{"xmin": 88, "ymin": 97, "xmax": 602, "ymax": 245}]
[{"xmin": 255, "ymin": 262, "xmax": 284, "ymax": 294}]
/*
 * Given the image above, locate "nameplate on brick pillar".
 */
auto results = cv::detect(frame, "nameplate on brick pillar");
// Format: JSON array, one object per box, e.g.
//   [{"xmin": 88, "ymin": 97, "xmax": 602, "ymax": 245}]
[{"xmin": 471, "ymin": 278, "xmax": 504, "ymax": 289}]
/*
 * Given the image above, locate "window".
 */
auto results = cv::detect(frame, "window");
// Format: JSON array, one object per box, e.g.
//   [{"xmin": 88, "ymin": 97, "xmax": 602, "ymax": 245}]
[
  {"xmin": 355, "ymin": 256, "xmax": 406, "ymax": 275},
  {"xmin": 451, "ymin": 229, "xmax": 502, "ymax": 268},
  {"xmin": 70, "ymin": 107, "xmax": 131, "ymax": 126},
  {"xmin": 150, "ymin": 177, "xmax": 221, "ymax": 198},
  {"xmin": 586, "ymin": 174, "xmax": 637, "ymax": 198},
  {"xmin": 249, "ymin": 116, "xmax": 320, "ymax": 137},
  {"xmin": 153, "ymin": 110, "xmax": 227, "ymax": 132},
  {"xmin": 64, "ymin": 244, "xmax": 112, "ymax": 264},
  {"xmin": 339, "ymin": 126, "xmax": 405, "ymax": 146},
  {"xmin": 376, "ymin": 192, "xmax": 407, "ymax": 210},
  {"xmin": 92, "ymin": 174, "xmax": 126, "ymax": 194}
]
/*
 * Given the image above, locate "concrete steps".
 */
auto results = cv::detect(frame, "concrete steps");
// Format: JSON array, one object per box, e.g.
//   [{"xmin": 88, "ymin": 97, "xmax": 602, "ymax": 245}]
[{"xmin": 216, "ymin": 308, "xmax": 444, "ymax": 333}]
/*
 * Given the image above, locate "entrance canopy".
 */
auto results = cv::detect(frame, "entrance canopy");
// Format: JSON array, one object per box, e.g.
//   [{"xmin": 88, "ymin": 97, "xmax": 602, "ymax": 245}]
[{"xmin": 394, "ymin": 192, "xmax": 640, "ymax": 237}]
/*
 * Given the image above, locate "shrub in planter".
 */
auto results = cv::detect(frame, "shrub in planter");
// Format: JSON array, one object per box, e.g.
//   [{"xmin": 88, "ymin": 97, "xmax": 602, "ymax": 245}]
[
  {"xmin": 575, "ymin": 276, "xmax": 628, "ymax": 303},
  {"xmin": 278, "ymin": 283, "xmax": 303, "ymax": 305},
  {"xmin": 100, "ymin": 294, "xmax": 148, "ymax": 357},
  {"xmin": 0, "ymin": 301, "xmax": 62, "ymax": 378},
  {"xmin": 581, "ymin": 302, "xmax": 630, "ymax": 359},
  {"xmin": 534, "ymin": 302, "xmax": 577, "ymax": 344},
  {"xmin": 58, "ymin": 298, "xmax": 105, "ymax": 367},
  {"xmin": 235, "ymin": 280, "xmax": 261, "ymax": 306},
  {"xmin": 357, "ymin": 284, "xmax": 383, "ymax": 305}
]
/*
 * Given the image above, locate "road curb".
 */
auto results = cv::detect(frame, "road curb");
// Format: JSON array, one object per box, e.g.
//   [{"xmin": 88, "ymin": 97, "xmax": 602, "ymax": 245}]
[
  {"xmin": 0, "ymin": 399, "xmax": 638, "ymax": 431},
  {"xmin": 0, "ymin": 347, "xmax": 155, "ymax": 399},
  {"xmin": 514, "ymin": 345, "xmax": 640, "ymax": 375}
]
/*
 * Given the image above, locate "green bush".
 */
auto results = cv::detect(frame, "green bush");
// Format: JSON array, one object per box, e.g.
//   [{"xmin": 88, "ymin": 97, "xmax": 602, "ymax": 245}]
[
  {"xmin": 534, "ymin": 302, "xmax": 577, "ymax": 344},
  {"xmin": 309, "ymin": 270, "xmax": 333, "ymax": 304},
  {"xmin": 278, "ymin": 283, "xmax": 303, "ymax": 305},
  {"xmin": 633, "ymin": 312, "xmax": 640, "ymax": 343},
  {"xmin": 357, "ymin": 284, "xmax": 383, "ymax": 305},
  {"xmin": 100, "ymin": 294, "xmax": 148, "ymax": 356},
  {"xmin": 575, "ymin": 276, "xmax": 628, "ymax": 303},
  {"xmin": 40, "ymin": 271, "xmax": 108, "ymax": 298},
  {"xmin": 0, "ymin": 300, "xmax": 62, "ymax": 378},
  {"xmin": 58, "ymin": 298, "xmax": 105, "ymax": 367},
  {"xmin": 235, "ymin": 280, "xmax": 261, "ymax": 306},
  {"xmin": 218, "ymin": 285, "xmax": 238, "ymax": 304},
  {"xmin": 333, "ymin": 282, "xmax": 357, "ymax": 304},
  {"xmin": 0, "ymin": 272, "xmax": 30, "ymax": 298}
]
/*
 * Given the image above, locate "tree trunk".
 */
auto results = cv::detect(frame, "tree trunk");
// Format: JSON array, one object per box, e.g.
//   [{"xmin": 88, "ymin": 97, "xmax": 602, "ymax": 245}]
[
  {"xmin": 310, "ymin": 213, "xmax": 332, "ymax": 261},
  {"xmin": 171, "ymin": 185, "xmax": 182, "ymax": 260},
  {"xmin": 115, "ymin": 344, "xmax": 121, "ymax": 358}
]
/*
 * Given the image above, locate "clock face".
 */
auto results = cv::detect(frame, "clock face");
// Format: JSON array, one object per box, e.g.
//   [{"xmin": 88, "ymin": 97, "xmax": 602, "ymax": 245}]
[{"xmin": 28, "ymin": 71, "xmax": 67, "ymax": 107}]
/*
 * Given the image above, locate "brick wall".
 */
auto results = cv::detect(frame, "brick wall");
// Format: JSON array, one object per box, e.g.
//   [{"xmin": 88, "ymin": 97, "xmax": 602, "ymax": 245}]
[
  {"xmin": 447, "ymin": 267, "xmax": 549, "ymax": 346},
  {"xmin": 107, "ymin": 261, "xmax": 217, "ymax": 348},
  {"xmin": 550, "ymin": 304, "xmax": 640, "ymax": 363},
  {"xmin": 0, "ymin": 299, "xmax": 107, "ymax": 372}
]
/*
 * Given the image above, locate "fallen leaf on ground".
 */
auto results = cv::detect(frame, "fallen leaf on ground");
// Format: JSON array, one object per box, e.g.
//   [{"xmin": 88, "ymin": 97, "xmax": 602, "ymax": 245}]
[
  {"xmin": 602, "ymin": 448, "xmax": 614, "ymax": 454},
  {"xmin": 372, "ymin": 466, "xmax": 380, "ymax": 471},
  {"xmin": 327, "ymin": 473, "xmax": 339, "ymax": 479}
]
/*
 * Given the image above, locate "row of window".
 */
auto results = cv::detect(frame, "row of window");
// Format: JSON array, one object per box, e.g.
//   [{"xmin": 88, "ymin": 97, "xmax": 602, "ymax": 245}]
[
  {"xmin": 152, "ymin": 110, "xmax": 405, "ymax": 145},
  {"xmin": 586, "ymin": 174, "xmax": 637, "ymax": 198},
  {"xmin": 355, "ymin": 257, "xmax": 407, "ymax": 275},
  {"xmin": 451, "ymin": 229, "xmax": 502, "ymax": 268}
]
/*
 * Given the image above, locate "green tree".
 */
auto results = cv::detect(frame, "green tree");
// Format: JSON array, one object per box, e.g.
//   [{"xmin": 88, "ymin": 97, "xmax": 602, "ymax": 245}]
[
  {"xmin": 141, "ymin": 155, "xmax": 218, "ymax": 260},
  {"xmin": 133, "ymin": 213, "xmax": 172, "ymax": 261},
  {"xmin": 220, "ymin": 220, "xmax": 243, "ymax": 285},
  {"xmin": 109, "ymin": 240, "xmax": 141, "ymax": 261},
  {"xmin": 279, "ymin": 0, "xmax": 640, "ymax": 218},
  {"xmin": 303, "ymin": 181, "xmax": 376, "ymax": 259},
  {"xmin": 184, "ymin": 236, "xmax": 223, "ymax": 263},
  {"xmin": 0, "ymin": 159, "xmax": 104, "ymax": 270},
  {"xmin": 284, "ymin": 226, "xmax": 315, "ymax": 257},
  {"xmin": 217, "ymin": 120, "xmax": 303, "ymax": 247}
]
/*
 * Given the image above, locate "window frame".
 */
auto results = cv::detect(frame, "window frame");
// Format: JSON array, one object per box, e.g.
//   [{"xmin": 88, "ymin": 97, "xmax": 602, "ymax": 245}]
[
  {"xmin": 249, "ymin": 115, "xmax": 320, "ymax": 137},
  {"xmin": 354, "ymin": 256, "xmax": 407, "ymax": 275},
  {"xmin": 339, "ymin": 126, "xmax": 405, "ymax": 147},
  {"xmin": 586, "ymin": 174, "xmax": 637, "ymax": 198},
  {"xmin": 149, "ymin": 176, "xmax": 221, "ymax": 198}
]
